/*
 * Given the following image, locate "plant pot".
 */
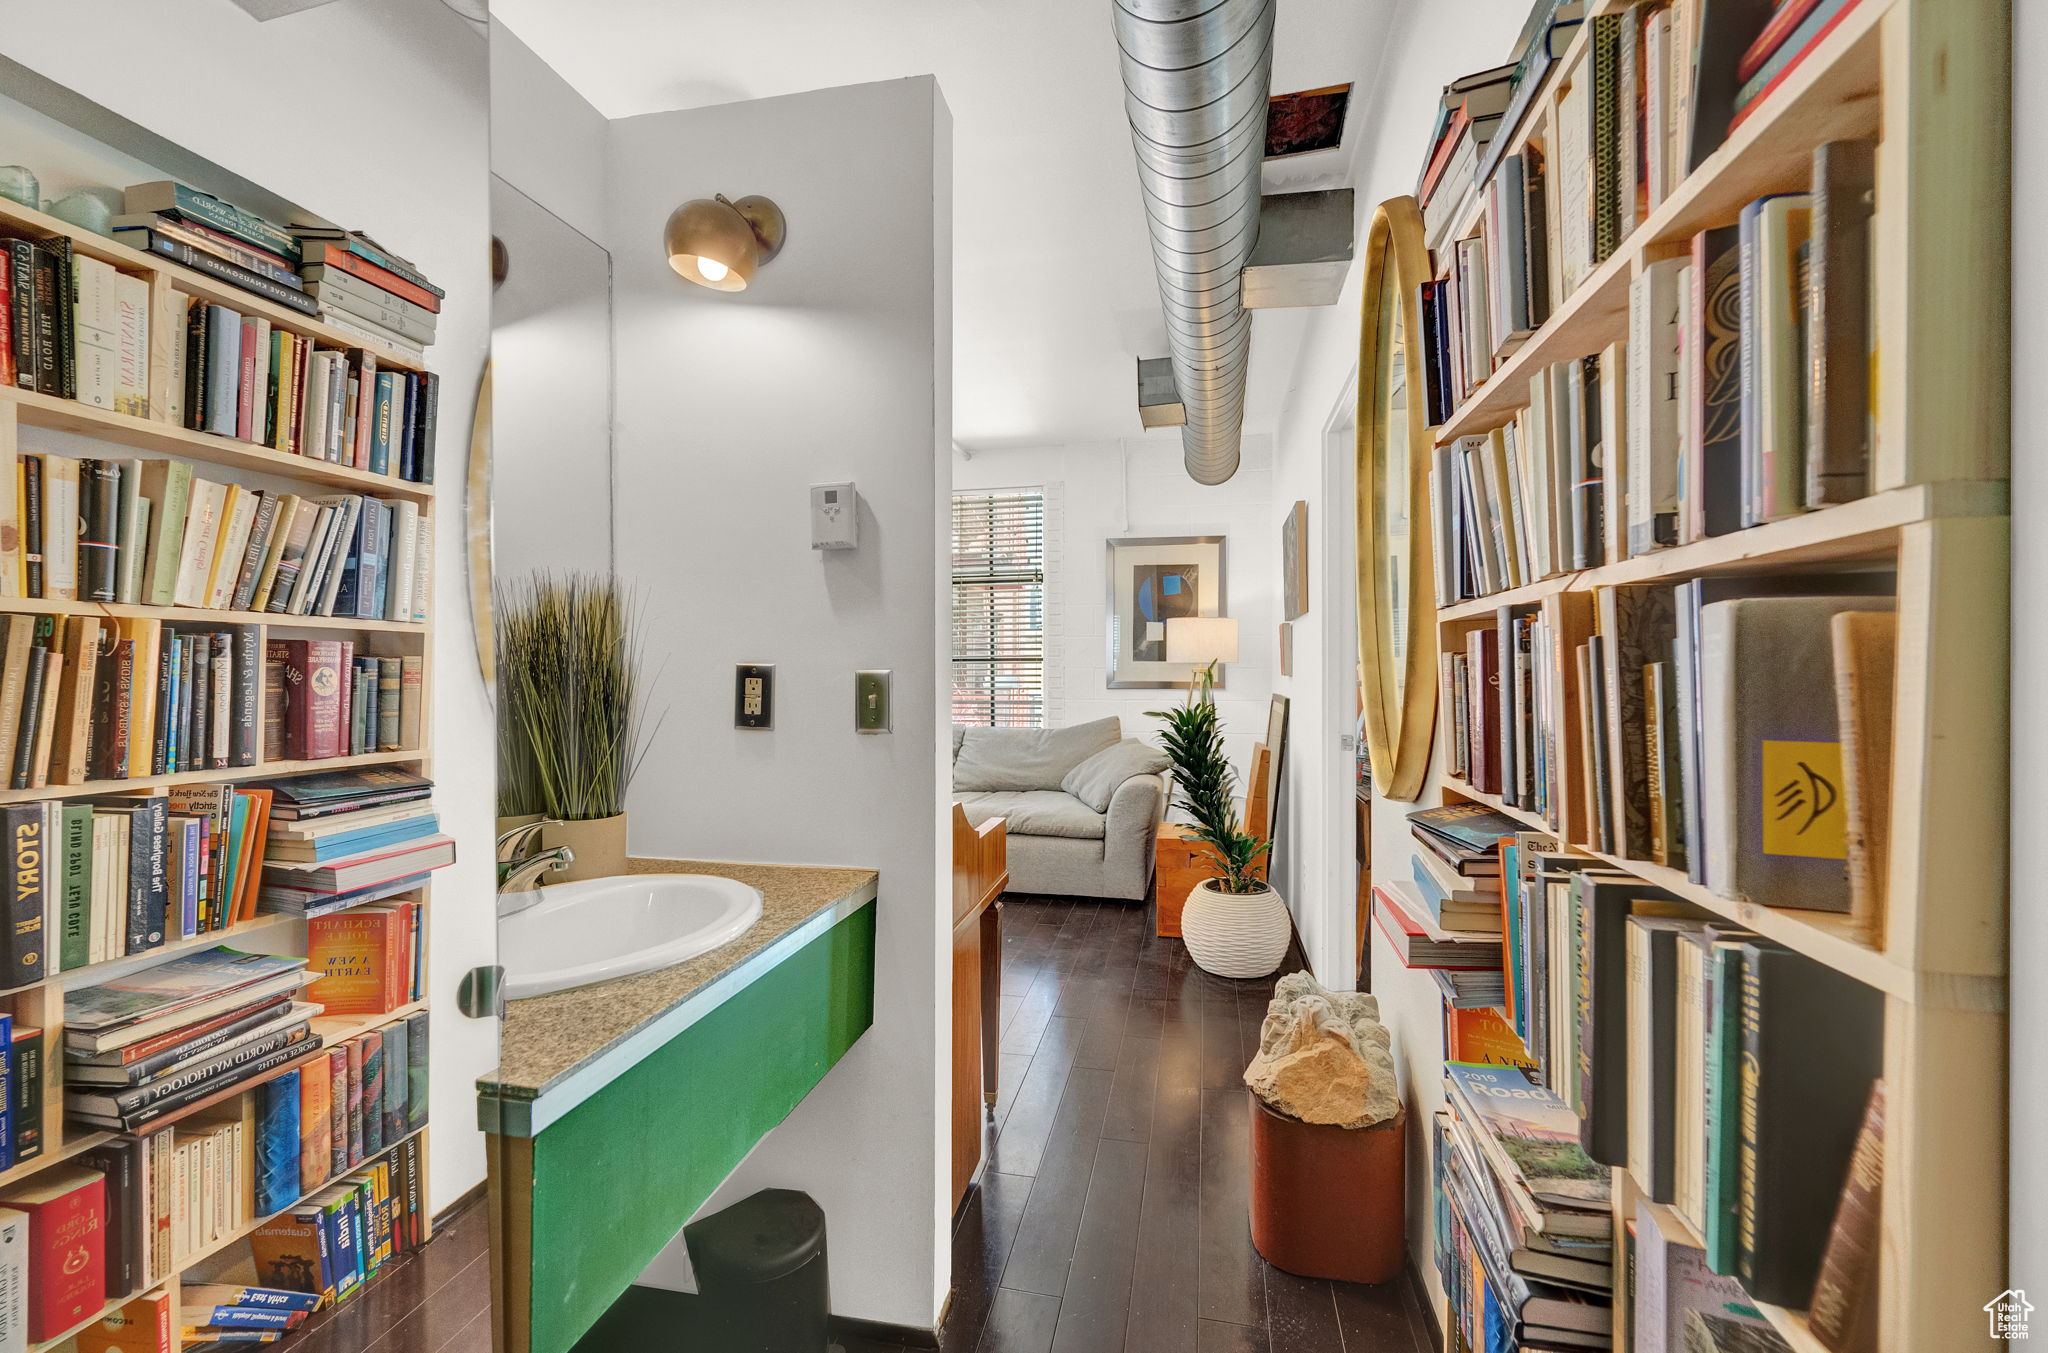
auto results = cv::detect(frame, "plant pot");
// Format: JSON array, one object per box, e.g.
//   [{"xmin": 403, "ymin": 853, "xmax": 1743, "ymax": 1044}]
[
  {"xmin": 1249, "ymin": 1094, "xmax": 1407, "ymax": 1284},
  {"xmin": 496, "ymin": 813, "xmax": 544, "ymax": 841},
  {"xmin": 1181, "ymin": 880, "xmax": 1290, "ymax": 979},
  {"xmin": 541, "ymin": 814, "xmax": 629, "ymax": 883}
]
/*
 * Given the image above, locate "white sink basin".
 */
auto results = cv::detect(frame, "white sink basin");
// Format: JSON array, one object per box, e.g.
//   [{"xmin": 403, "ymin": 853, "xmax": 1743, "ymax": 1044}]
[{"xmin": 499, "ymin": 873, "xmax": 764, "ymax": 1000}]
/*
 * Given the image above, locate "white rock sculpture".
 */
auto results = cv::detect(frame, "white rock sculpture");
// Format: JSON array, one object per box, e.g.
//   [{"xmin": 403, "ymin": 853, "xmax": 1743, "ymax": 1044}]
[{"xmin": 1243, "ymin": 970, "xmax": 1399, "ymax": 1129}]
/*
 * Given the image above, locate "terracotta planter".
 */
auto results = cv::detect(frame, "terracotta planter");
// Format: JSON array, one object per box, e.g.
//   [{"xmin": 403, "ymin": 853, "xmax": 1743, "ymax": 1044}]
[
  {"xmin": 541, "ymin": 814, "xmax": 629, "ymax": 883},
  {"xmin": 1249, "ymin": 1093, "xmax": 1407, "ymax": 1285},
  {"xmin": 1181, "ymin": 880, "xmax": 1290, "ymax": 978}
]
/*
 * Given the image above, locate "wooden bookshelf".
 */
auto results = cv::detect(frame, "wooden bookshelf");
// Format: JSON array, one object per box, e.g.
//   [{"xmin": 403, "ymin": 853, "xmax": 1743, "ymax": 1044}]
[
  {"xmin": 1412, "ymin": 1, "xmax": 2008, "ymax": 1350},
  {"xmin": 0, "ymin": 161, "xmax": 445, "ymax": 1343}
]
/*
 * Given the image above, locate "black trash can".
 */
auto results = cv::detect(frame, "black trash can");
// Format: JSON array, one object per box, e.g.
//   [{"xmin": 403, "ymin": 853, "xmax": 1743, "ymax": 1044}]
[{"xmin": 683, "ymin": 1189, "xmax": 830, "ymax": 1352}]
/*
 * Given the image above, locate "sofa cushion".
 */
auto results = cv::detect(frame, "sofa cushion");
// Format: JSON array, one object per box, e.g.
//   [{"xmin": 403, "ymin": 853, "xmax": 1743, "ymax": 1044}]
[
  {"xmin": 952, "ymin": 717, "xmax": 1122, "ymax": 792},
  {"xmin": 1060, "ymin": 739, "xmax": 1171, "ymax": 813},
  {"xmin": 953, "ymin": 790, "xmax": 1107, "ymax": 840}
]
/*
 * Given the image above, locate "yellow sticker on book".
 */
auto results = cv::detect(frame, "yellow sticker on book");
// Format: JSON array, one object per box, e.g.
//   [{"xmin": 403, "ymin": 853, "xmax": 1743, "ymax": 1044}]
[{"xmin": 1761, "ymin": 740, "xmax": 1847, "ymax": 859}]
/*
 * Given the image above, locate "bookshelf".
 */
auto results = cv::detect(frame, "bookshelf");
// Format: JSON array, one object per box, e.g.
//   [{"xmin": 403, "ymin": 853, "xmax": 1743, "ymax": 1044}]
[
  {"xmin": 0, "ymin": 174, "xmax": 443, "ymax": 1344},
  {"xmin": 1407, "ymin": 1, "xmax": 2007, "ymax": 1350}
]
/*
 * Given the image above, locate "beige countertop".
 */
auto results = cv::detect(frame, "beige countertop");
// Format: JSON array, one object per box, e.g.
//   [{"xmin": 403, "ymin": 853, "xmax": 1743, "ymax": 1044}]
[{"xmin": 479, "ymin": 857, "xmax": 878, "ymax": 1105}]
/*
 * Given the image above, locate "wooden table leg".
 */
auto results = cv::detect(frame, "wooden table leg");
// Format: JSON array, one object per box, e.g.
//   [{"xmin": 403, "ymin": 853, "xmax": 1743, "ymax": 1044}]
[{"xmin": 980, "ymin": 899, "xmax": 1002, "ymax": 1108}]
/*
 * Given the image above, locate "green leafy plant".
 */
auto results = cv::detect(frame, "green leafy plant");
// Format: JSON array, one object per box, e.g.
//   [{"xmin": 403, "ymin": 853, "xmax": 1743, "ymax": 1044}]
[
  {"xmin": 1149, "ymin": 696, "xmax": 1271, "ymax": 894},
  {"xmin": 495, "ymin": 572, "xmax": 664, "ymax": 821}
]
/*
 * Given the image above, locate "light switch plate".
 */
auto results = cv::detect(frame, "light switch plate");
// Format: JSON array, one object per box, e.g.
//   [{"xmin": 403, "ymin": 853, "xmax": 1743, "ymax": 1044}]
[
  {"xmin": 735, "ymin": 664, "xmax": 774, "ymax": 729},
  {"xmin": 854, "ymin": 670, "xmax": 892, "ymax": 733}
]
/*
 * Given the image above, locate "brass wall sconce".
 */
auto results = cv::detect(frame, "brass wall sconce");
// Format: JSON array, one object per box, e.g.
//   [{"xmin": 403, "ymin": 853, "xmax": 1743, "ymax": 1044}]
[{"xmin": 664, "ymin": 193, "xmax": 787, "ymax": 291}]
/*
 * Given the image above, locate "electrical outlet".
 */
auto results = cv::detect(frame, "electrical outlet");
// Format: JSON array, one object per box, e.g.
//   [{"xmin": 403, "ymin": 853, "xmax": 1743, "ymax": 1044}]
[
  {"xmin": 855, "ymin": 670, "xmax": 892, "ymax": 733},
  {"xmin": 735, "ymin": 664, "xmax": 774, "ymax": 729}
]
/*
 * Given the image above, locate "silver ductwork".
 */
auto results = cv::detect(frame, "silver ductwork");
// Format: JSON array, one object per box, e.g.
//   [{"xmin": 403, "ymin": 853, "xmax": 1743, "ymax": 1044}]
[{"xmin": 1113, "ymin": 0, "xmax": 1275, "ymax": 486}]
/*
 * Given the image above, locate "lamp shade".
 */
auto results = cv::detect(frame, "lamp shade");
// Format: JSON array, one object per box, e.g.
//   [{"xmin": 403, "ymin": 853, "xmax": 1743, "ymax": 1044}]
[
  {"xmin": 1166, "ymin": 616, "xmax": 1239, "ymax": 665},
  {"xmin": 664, "ymin": 193, "xmax": 787, "ymax": 292}
]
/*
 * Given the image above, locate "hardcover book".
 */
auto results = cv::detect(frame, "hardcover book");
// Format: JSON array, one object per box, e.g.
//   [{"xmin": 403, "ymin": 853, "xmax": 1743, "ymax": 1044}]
[
  {"xmin": 1700, "ymin": 595, "xmax": 1895, "ymax": 911},
  {"xmin": 1734, "ymin": 943, "xmax": 1883, "ymax": 1307},
  {"xmin": 0, "ymin": 1165, "xmax": 105, "ymax": 1341}
]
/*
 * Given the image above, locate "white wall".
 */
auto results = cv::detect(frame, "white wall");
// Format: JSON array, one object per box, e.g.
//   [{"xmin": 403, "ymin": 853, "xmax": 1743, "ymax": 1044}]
[
  {"xmin": 2010, "ymin": 0, "xmax": 2042, "ymax": 1296},
  {"xmin": 951, "ymin": 432, "xmax": 1278, "ymax": 794},
  {"xmin": 0, "ymin": 0, "xmax": 498, "ymax": 1213},
  {"xmin": 488, "ymin": 24, "xmax": 612, "ymax": 249},
  {"xmin": 1261, "ymin": 0, "xmax": 1554, "ymax": 1303},
  {"xmin": 602, "ymin": 78, "xmax": 953, "ymax": 1330}
]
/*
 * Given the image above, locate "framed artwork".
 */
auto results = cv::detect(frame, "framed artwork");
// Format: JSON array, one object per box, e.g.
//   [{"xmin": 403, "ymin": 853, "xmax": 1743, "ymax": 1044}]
[
  {"xmin": 1282, "ymin": 500, "xmax": 1309, "ymax": 619},
  {"xmin": 1278, "ymin": 622, "xmax": 1294, "ymax": 677},
  {"xmin": 1263, "ymin": 693, "xmax": 1291, "ymax": 870},
  {"xmin": 1104, "ymin": 535, "xmax": 1226, "ymax": 688}
]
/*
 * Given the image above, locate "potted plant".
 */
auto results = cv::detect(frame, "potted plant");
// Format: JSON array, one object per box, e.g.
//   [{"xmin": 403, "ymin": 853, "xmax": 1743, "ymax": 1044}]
[
  {"xmin": 1150, "ymin": 695, "xmax": 1289, "ymax": 978},
  {"xmin": 496, "ymin": 572, "xmax": 662, "ymax": 882}
]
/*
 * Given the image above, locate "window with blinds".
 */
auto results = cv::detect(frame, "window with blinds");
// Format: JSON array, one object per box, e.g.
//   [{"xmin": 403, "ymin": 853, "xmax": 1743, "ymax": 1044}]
[{"xmin": 951, "ymin": 488, "xmax": 1047, "ymax": 728}]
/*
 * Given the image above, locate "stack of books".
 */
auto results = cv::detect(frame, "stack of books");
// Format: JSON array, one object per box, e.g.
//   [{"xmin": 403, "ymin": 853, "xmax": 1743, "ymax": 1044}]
[
  {"xmin": 166, "ymin": 1105, "xmax": 252, "ymax": 1261},
  {"xmin": 288, "ymin": 227, "xmax": 442, "ymax": 366},
  {"xmin": 1436, "ymin": 1062, "xmax": 1614, "ymax": 1351},
  {"xmin": 180, "ymin": 1284, "xmax": 319, "ymax": 1347},
  {"xmin": 62, "ymin": 947, "xmax": 318, "ymax": 1132},
  {"xmin": 113, "ymin": 181, "xmax": 314, "ymax": 319},
  {"xmin": 254, "ymin": 769, "xmax": 443, "ymax": 919}
]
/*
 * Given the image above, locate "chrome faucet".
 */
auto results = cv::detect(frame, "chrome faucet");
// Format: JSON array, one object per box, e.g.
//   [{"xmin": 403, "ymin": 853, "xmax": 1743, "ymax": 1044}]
[
  {"xmin": 499, "ymin": 845, "xmax": 574, "ymax": 893},
  {"xmin": 497, "ymin": 820, "xmax": 573, "ymax": 892},
  {"xmin": 497, "ymin": 819, "xmax": 559, "ymax": 865}
]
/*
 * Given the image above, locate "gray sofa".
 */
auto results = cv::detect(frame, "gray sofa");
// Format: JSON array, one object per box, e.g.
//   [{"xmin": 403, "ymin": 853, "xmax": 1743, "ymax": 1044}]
[{"xmin": 952, "ymin": 717, "xmax": 1169, "ymax": 901}]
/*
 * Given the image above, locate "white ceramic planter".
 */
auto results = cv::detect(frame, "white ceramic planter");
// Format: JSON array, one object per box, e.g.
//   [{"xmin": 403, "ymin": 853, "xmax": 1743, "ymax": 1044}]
[{"xmin": 1181, "ymin": 879, "xmax": 1291, "ymax": 979}]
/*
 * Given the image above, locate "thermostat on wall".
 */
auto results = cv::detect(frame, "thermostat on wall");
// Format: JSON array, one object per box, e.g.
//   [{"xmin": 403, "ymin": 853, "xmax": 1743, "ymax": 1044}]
[{"xmin": 811, "ymin": 482, "xmax": 858, "ymax": 550}]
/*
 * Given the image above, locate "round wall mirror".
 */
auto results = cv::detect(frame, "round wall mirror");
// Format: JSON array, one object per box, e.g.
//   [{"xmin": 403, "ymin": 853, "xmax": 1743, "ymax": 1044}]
[{"xmin": 1355, "ymin": 195, "xmax": 1438, "ymax": 802}]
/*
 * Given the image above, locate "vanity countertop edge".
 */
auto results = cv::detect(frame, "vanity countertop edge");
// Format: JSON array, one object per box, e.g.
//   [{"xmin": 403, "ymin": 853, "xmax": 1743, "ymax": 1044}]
[{"xmin": 476, "ymin": 857, "xmax": 879, "ymax": 1136}]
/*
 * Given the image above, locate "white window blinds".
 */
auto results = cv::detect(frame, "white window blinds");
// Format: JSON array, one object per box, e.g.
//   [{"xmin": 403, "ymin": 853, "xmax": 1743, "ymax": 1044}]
[{"xmin": 951, "ymin": 488, "xmax": 1047, "ymax": 728}]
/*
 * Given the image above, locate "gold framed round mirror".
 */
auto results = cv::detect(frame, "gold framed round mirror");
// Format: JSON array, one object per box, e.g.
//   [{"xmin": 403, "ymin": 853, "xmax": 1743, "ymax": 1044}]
[{"xmin": 1355, "ymin": 195, "xmax": 1438, "ymax": 802}]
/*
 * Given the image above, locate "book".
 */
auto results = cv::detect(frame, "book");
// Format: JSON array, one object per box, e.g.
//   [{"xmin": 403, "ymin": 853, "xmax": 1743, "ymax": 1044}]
[
  {"xmin": 76, "ymin": 1291, "xmax": 173, "ymax": 1353},
  {"xmin": 6, "ymin": 1026, "xmax": 39, "ymax": 1165},
  {"xmin": 306, "ymin": 904, "xmax": 418, "ymax": 1015},
  {"xmin": 129, "ymin": 235, "xmax": 316, "ymax": 318},
  {"xmin": 254, "ymin": 1070, "xmax": 302, "ymax": 1215},
  {"xmin": 1625, "ymin": 917, "xmax": 1706, "ymax": 1204},
  {"xmin": 249, "ymin": 1211, "xmax": 335, "ymax": 1302},
  {"xmin": 1804, "ymin": 140, "xmax": 1875, "ymax": 508},
  {"xmin": 0, "ymin": 1207, "xmax": 20, "ymax": 1353},
  {"xmin": 121, "ymin": 182, "xmax": 299, "ymax": 263},
  {"xmin": 1445, "ymin": 1061, "xmax": 1608, "ymax": 1213},
  {"xmin": 1699, "ymin": 595, "xmax": 1894, "ymax": 911},
  {"xmin": 1734, "ymin": 943, "xmax": 1883, "ymax": 1307},
  {"xmin": 64, "ymin": 946, "xmax": 307, "ymax": 1036},
  {"xmin": 1737, "ymin": 194, "xmax": 1812, "ymax": 526},
  {"xmin": 0, "ymin": 1165, "xmax": 104, "ymax": 1341},
  {"xmin": 1572, "ymin": 872, "xmax": 1685, "ymax": 1164},
  {"xmin": 1829, "ymin": 612, "xmax": 1894, "ymax": 935},
  {"xmin": 1805, "ymin": 1081, "xmax": 1883, "ymax": 1353},
  {"xmin": 1633, "ymin": 1198, "xmax": 1783, "ymax": 1353},
  {"xmin": 404, "ymin": 1010, "xmax": 428, "ymax": 1132}
]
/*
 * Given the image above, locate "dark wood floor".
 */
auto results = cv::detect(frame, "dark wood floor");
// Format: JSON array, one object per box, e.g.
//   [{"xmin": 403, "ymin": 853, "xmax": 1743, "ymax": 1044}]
[
  {"xmin": 280, "ymin": 1188, "xmax": 493, "ymax": 1353},
  {"xmin": 940, "ymin": 894, "xmax": 1435, "ymax": 1353}
]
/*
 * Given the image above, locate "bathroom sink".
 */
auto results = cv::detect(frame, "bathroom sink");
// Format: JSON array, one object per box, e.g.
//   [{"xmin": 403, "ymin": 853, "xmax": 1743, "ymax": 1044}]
[{"xmin": 499, "ymin": 873, "xmax": 765, "ymax": 1000}]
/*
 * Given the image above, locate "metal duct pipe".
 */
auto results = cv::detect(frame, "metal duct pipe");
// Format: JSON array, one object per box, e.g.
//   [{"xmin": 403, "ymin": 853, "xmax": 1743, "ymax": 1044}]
[{"xmin": 1113, "ymin": 0, "xmax": 1275, "ymax": 485}]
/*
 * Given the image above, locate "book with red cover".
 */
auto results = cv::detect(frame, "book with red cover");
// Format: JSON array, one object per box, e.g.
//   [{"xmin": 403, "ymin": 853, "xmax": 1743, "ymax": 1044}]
[
  {"xmin": 306, "ymin": 903, "xmax": 413, "ymax": 1016},
  {"xmin": 302, "ymin": 244, "xmax": 441, "ymax": 314},
  {"xmin": 1, "ymin": 1164, "xmax": 106, "ymax": 1340},
  {"xmin": 1728, "ymin": 0, "xmax": 1867, "ymax": 130},
  {"xmin": 270, "ymin": 640, "xmax": 344, "ymax": 760}
]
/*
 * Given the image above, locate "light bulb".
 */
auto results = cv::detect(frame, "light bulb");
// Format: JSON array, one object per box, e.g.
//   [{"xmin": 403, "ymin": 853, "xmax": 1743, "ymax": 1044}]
[{"xmin": 696, "ymin": 255, "xmax": 729, "ymax": 283}]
